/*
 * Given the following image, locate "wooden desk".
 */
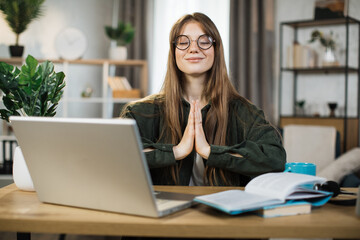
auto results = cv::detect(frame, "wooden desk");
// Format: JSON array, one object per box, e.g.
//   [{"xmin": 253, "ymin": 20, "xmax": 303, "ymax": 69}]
[{"xmin": 0, "ymin": 184, "xmax": 359, "ymax": 239}]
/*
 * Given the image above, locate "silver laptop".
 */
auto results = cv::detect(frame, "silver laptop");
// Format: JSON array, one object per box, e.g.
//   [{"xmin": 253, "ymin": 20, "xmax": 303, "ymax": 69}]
[{"xmin": 10, "ymin": 116, "xmax": 195, "ymax": 217}]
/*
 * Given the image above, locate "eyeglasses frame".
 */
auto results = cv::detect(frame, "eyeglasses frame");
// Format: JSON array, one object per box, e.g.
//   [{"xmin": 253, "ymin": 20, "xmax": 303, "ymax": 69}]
[{"xmin": 173, "ymin": 34, "xmax": 215, "ymax": 50}]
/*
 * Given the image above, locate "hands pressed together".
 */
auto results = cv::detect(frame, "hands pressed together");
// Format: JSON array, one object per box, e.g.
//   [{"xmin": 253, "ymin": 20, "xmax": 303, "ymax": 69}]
[{"xmin": 173, "ymin": 100, "xmax": 211, "ymax": 160}]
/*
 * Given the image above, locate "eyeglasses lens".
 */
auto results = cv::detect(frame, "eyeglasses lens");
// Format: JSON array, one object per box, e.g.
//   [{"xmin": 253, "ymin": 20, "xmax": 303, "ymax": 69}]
[
  {"xmin": 176, "ymin": 36, "xmax": 190, "ymax": 50},
  {"xmin": 198, "ymin": 35, "xmax": 212, "ymax": 50},
  {"xmin": 175, "ymin": 35, "xmax": 213, "ymax": 50}
]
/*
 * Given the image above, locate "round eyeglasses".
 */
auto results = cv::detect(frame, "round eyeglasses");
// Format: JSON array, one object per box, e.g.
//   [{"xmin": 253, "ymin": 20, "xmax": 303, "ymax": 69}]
[{"xmin": 174, "ymin": 34, "xmax": 215, "ymax": 50}]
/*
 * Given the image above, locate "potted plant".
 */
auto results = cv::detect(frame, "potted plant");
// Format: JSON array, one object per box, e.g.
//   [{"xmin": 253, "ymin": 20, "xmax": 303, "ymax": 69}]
[
  {"xmin": 0, "ymin": 0, "xmax": 45, "ymax": 57},
  {"xmin": 0, "ymin": 55, "xmax": 66, "ymax": 191},
  {"xmin": 105, "ymin": 21, "xmax": 135, "ymax": 60},
  {"xmin": 295, "ymin": 100, "xmax": 306, "ymax": 116},
  {"xmin": 309, "ymin": 30, "xmax": 338, "ymax": 66}
]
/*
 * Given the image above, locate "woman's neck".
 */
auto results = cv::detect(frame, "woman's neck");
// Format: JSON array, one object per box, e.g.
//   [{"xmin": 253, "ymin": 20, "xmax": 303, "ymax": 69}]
[{"xmin": 183, "ymin": 75, "xmax": 207, "ymax": 106}]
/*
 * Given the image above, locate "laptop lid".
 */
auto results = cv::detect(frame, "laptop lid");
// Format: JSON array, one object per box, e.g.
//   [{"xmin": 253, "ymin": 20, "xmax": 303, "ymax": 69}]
[{"xmin": 10, "ymin": 116, "xmax": 191, "ymax": 217}]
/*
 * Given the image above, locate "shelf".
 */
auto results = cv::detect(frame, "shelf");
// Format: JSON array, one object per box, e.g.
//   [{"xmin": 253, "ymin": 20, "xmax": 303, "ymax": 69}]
[
  {"xmin": 64, "ymin": 98, "xmax": 140, "ymax": 103},
  {"xmin": 0, "ymin": 58, "xmax": 147, "ymax": 66},
  {"xmin": 279, "ymin": 17, "xmax": 360, "ymax": 152},
  {"xmin": 0, "ymin": 174, "xmax": 13, "ymax": 188},
  {"xmin": 65, "ymin": 98, "xmax": 104, "ymax": 103},
  {"xmin": 281, "ymin": 67, "xmax": 358, "ymax": 74},
  {"xmin": 281, "ymin": 16, "xmax": 360, "ymax": 28},
  {"xmin": 0, "ymin": 174, "xmax": 12, "ymax": 179},
  {"xmin": 0, "ymin": 58, "xmax": 148, "ymax": 118}
]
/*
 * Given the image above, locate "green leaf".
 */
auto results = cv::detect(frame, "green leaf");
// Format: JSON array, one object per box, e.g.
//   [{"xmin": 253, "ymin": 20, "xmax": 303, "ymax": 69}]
[
  {"xmin": 0, "ymin": 109, "xmax": 19, "ymax": 122},
  {"xmin": 50, "ymin": 71, "xmax": 65, "ymax": 103},
  {"xmin": 0, "ymin": 55, "xmax": 66, "ymax": 121},
  {"xmin": 0, "ymin": 64, "xmax": 17, "ymax": 95},
  {"xmin": 0, "ymin": 61, "xmax": 14, "ymax": 73},
  {"xmin": 2, "ymin": 94, "xmax": 21, "ymax": 115},
  {"xmin": 309, "ymin": 29, "xmax": 336, "ymax": 49},
  {"xmin": 104, "ymin": 21, "xmax": 135, "ymax": 46},
  {"xmin": 0, "ymin": 0, "xmax": 45, "ymax": 35}
]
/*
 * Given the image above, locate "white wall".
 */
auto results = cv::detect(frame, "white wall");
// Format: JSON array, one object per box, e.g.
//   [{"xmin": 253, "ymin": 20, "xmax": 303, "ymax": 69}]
[
  {"xmin": 0, "ymin": 0, "xmax": 113, "ymax": 58},
  {"xmin": 275, "ymin": 0, "xmax": 360, "ymax": 119}
]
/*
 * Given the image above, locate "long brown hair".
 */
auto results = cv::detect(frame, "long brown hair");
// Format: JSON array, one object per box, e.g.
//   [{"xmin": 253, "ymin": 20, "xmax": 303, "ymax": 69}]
[
  {"xmin": 162, "ymin": 13, "xmax": 245, "ymax": 185},
  {"xmin": 122, "ymin": 12, "xmax": 247, "ymax": 185},
  {"xmin": 163, "ymin": 12, "xmax": 241, "ymax": 143}
]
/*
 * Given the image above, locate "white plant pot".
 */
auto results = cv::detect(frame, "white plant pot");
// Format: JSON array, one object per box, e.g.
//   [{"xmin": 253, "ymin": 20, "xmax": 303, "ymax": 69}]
[
  {"xmin": 109, "ymin": 46, "xmax": 127, "ymax": 60},
  {"xmin": 322, "ymin": 47, "xmax": 338, "ymax": 67},
  {"xmin": 13, "ymin": 146, "xmax": 35, "ymax": 191}
]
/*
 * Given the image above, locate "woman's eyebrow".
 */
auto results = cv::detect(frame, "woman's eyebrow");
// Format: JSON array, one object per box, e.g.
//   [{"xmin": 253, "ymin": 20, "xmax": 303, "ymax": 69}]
[{"xmin": 180, "ymin": 34, "xmax": 206, "ymax": 39}]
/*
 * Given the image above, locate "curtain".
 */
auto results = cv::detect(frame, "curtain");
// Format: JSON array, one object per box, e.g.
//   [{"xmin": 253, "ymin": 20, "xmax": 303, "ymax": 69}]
[
  {"xmin": 116, "ymin": 0, "xmax": 148, "ymax": 88},
  {"xmin": 229, "ymin": 0, "xmax": 275, "ymax": 122},
  {"xmin": 113, "ymin": 0, "xmax": 148, "ymax": 116}
]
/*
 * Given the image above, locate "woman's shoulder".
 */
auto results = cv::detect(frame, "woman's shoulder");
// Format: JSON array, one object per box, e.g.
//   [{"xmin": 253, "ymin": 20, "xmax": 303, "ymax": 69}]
[
  {"xmin": 126, "ymin": 94, "xmax": 163, "ymax": 113},
  {"xmin": 229, "ymin": 97, "xmax": 262, "ymax": 114},
  {"xmin": 229, "ymin": 97, "xmax": 269, "ymax": 127}
]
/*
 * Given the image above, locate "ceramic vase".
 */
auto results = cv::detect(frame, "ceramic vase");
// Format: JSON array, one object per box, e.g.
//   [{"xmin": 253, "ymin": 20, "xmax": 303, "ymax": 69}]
[
  {"xmin": 322, "ymin": 47, "xmax": 337, "ymax": 66},
  {"xmin": 109, "ymin": 46, "xmax": 127, "ymax": 60},
  {"xmin": 13, "ymin": 146, "xmax": 35, "ymax": 191}
]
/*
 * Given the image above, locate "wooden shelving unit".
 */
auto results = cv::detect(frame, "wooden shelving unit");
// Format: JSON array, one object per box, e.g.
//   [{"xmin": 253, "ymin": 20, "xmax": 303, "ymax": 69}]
[
  {"xmin": 281, "ymin": 66, "xmax": 358, "ymax": 74},
  {"xmin": 278, "ymin": 17, "xmax": 360, "ymax": 152}
]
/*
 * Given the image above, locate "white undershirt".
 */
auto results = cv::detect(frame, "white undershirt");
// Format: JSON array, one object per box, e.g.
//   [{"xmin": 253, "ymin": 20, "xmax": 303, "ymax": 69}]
[{"xmin": 189, "ymin": 153, "xmax": 205, "ymax": 186}]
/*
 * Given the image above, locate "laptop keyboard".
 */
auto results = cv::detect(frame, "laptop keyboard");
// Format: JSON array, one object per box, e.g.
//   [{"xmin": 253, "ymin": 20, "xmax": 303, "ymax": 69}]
[
  {"xmin": 155, "ymin": 197, "xmax": 190, "ymax": 211},
  {"xmin": 156, "ymin": 198, "xmax": 170, "ymax": 204}
]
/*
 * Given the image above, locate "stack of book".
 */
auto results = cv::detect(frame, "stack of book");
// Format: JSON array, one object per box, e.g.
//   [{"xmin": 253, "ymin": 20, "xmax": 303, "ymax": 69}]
[
  {"xmin": 108, "ymin": 76, "xmax": 140, "ymax": 98},
  {"xmin": 286, "ymin": 42, "xmax": 318, "ymax": 68},
  {"xmin": 194, "ymin": 172, "xmax": 332, "ymax": 218}
]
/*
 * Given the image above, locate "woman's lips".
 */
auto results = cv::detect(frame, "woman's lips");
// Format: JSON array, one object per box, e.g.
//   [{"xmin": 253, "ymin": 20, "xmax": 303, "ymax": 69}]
[{"xmin": 186, "ymin": 57, "xmax": 203, "ymax": 62}]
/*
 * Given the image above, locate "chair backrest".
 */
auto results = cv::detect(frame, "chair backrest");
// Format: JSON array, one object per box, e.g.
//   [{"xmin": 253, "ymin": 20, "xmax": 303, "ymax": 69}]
[{"xmin": 283, "ymin": 124, "xmax": 337, "ymax": 173}]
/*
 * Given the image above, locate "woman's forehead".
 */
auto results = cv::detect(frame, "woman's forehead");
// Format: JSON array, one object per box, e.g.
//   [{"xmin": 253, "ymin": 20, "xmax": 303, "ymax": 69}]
[{"xmin": 179, "ymin": 21, "xmax": 206, "ymax": 37}]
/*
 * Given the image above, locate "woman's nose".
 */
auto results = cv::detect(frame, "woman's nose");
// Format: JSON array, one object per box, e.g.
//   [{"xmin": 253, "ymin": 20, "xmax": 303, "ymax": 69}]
[{"xmin": 188, "ymin": 40, "xmax": 199, "ymax": 52}]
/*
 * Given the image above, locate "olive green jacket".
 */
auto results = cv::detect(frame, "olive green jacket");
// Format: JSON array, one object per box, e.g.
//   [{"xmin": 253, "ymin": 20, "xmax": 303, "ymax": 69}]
[{"xmin": 123, "ymin": 96, "xmax": 286, "ymax": 186}]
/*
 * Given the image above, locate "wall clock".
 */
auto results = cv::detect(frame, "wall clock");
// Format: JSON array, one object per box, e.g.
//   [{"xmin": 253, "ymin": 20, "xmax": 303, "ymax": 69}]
[{"xmin": 55, "ymin": 27, "xmax": 87, "ymax": 60}]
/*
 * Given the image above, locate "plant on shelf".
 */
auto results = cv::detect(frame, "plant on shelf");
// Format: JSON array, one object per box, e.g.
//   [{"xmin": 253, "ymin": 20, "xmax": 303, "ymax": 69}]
[
  {"xmin": 105, "ymin": 21, "xmax": 135, "ymax": 46},
  {"xmin": 295, "ymin": 100, "xmax": 306, "ymax": 116},
  {"xmin": 0, "ymin": 0, "xmax": 45, "ymax": 57},
  {"xmin": 104, "ymin": 21, "xmax": 135, "ymax": 60},
  {"xmin": 0, "ymin": 55, "xmax": 66, "ymax": 122},
  {"xmin": 0, "ymin": 54, "xmax": 65, "ymax": 191},
  {"xmin": 309, "ymin": 30, "xmax": 336, "ymax": 50},
  {"xmin": 309, "ymin": 30, "xmax": 338, "ymax": 66}
]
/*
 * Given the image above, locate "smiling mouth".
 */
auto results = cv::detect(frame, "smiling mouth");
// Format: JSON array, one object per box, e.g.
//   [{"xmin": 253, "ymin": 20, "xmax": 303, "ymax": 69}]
[{"xmin": 186, "ymin": 58, "xmax": 203, "ymax": 62}]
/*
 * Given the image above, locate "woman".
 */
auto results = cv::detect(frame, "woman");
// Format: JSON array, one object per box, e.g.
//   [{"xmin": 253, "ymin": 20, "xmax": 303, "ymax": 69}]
[{"xmin": 121, "ymin": 12, "xmax": 286, "ymax": 186}]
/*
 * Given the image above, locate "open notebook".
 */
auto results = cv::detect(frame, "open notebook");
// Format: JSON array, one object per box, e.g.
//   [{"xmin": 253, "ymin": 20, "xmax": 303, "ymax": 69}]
[{"xmin": 10, "ymin": 116, "xmax": 195, "ymax": 217}]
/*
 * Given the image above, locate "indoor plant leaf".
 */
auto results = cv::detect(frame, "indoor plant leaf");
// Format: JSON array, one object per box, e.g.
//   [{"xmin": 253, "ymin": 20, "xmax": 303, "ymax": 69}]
[
  {"xmin": 104, "ymin": 21, "xmax": 135, "ymax": 46},
  {"xmin": 0, "ymin": 55, "xmax": 66, "ymax": 121},
  {"xmin": 0, "ymin": 0, "xmax": 45, "ymax": 45}
]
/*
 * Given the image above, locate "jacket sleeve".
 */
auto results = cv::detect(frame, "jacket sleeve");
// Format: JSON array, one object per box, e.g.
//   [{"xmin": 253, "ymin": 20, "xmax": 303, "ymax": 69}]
[
  {"xmin": 206, "ymin": 107, "xmax": 286, "ymax": 178},
  {"xmin": 122, "ymin": 104, "xmax": 177, "ymax": 169}
]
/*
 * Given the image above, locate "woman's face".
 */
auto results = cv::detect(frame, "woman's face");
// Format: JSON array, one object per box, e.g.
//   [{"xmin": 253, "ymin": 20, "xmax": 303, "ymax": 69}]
[{"xmin": 175, "ymin": 22, "xmax": 215, "ymax": 78}]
